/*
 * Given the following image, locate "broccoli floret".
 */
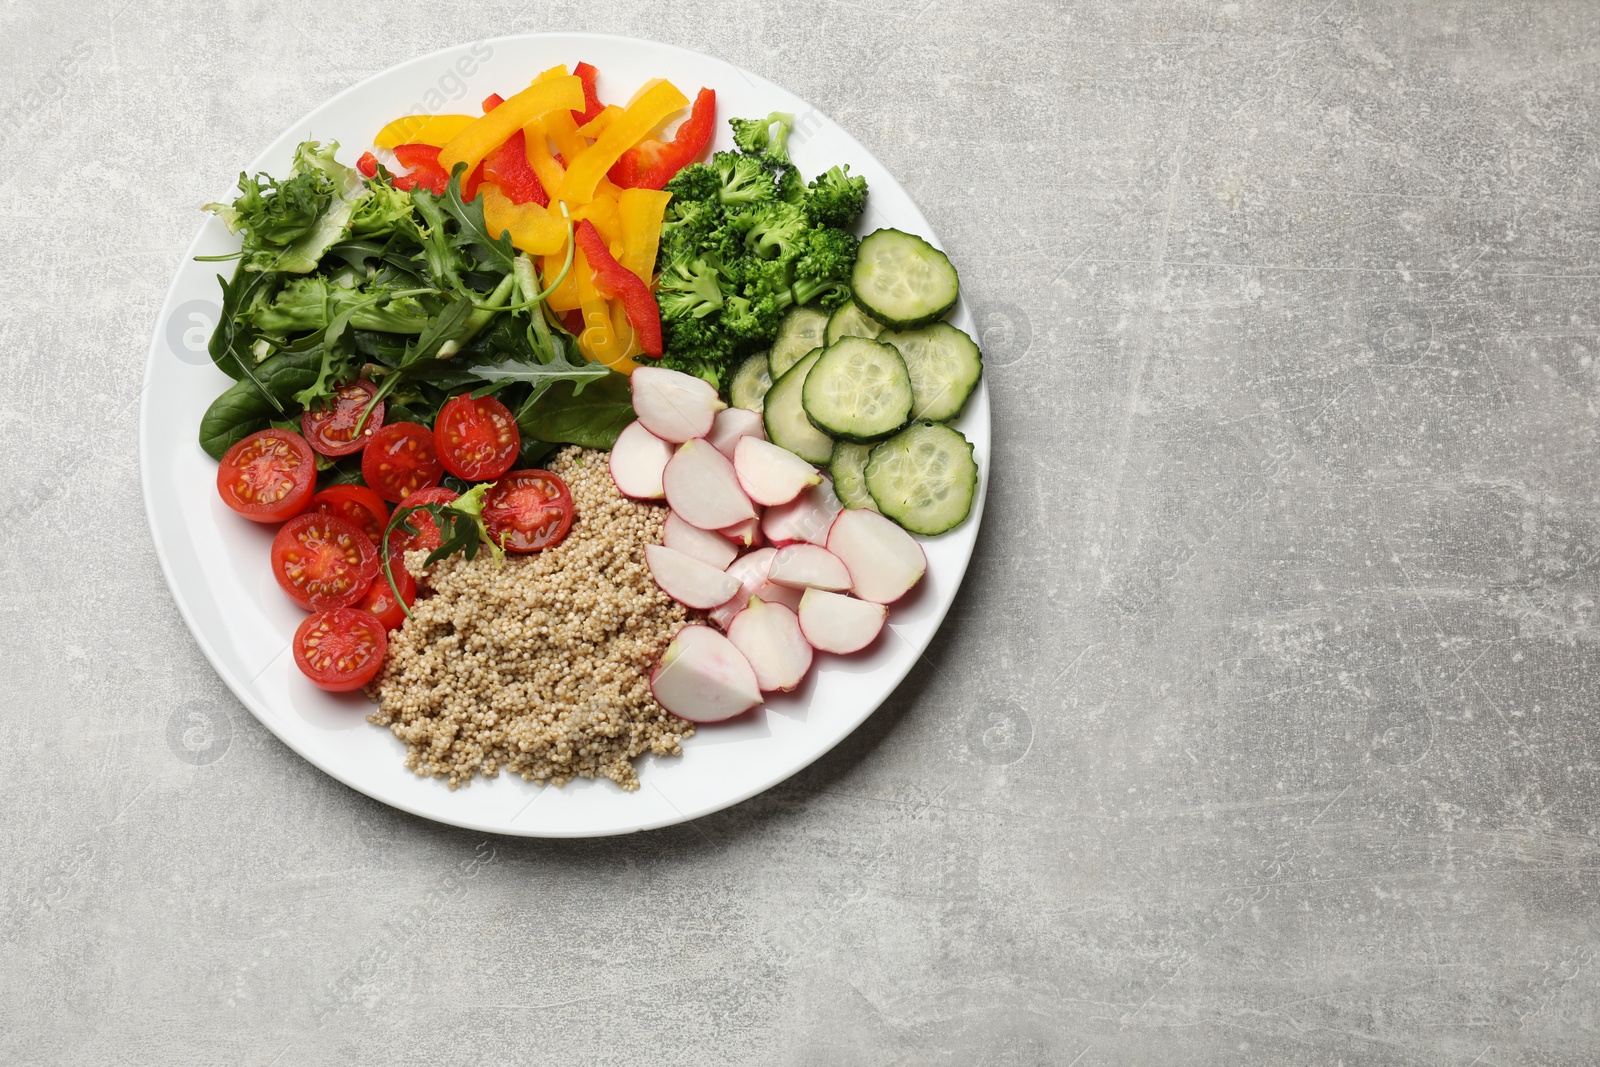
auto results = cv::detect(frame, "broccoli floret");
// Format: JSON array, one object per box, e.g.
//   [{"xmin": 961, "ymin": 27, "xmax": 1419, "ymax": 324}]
[
  {"xmin": 656, "ymin": 258, "xmax": 727, "ymax": 321},
  {"xmin": 655, "ymin": 317, "xmax": 740, "ymax": 389},
  {"xmin": 657, "ymin": 198, "xmax": 722, "ymax": 270},
  {"xmin": 773, "ymin": 163, "xmax": 806, "ymax": 206},
  {"xmin": 743, "ymin": 202, "xmax": 810, "ymax": 261},
  {"xmin": 805, "ymin": 164, "xmax": 868, "ymax": 228},
  {"xmin": 720, "ymin": 293, "xmax": 789, "ymax": 344},
  {"xmin": 713, "ymin": 151, "xmax": 776, "ymax": 208},
  {"xmin": 729, "ymin": 112, "xmax": 794, "ymax": 165},
  {"xmin": 663, "ymin": 162, "xmax": 722, "ymax": 204}
]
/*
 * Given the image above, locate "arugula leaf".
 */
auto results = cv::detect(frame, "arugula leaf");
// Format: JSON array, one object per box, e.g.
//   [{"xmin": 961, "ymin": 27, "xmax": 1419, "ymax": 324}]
[
  {"xmin": 437, "ymin": 165, "xmax": 516, "ymax": 275},
  {"xmin": 400, "ymin": 298, "xmax": 474, "ymax": 368},
  {"xmin": 466, "ymin": 349, "xmax": 610, "ymax": 406},
  {"xmin": 514, "ymin": 373, "xmax": 635, "ymax": 450}
]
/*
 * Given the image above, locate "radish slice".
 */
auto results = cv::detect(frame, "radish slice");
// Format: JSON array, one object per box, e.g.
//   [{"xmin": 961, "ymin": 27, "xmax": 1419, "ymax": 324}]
[
  {"xmin": 727, "ymin": 598, "xmax": 813, "ymax": 692},
  {"xmin": 709, "ymin": 548, "xmax": 775, "ymax": 630},
  {"xmin": 631, "ymin": 366, "xmax": 726, "ymax": 443},
  {"xmin": 762, "ymin": 476, "xmax": 842, "ymax": 547},
  {"xmin": 651, "ymin": 625, "xmax": 762, "ymax": 722},
  {"xmin": 798, "ymin": 588, "xmax": 887, "ymax": 654},
  {"xmin": 767, "ymin": 543, "xmax": 852, "ymax": 591},
  {"xmin": 664, "ymin": 512, "xmax": 738, "ymax": 570},
  {"xmin": 735, "ymin": 437, "xmax": 823, "ymax": 507},
  {"xmin": 719, "ymin": 517, "xmax": 762, "ymax": 548},
  {"xmin": 827, "ymin": 507, "xmax": 927, "ymax": 604},
  {"xmin": 708, "ymin": 407, "xmax": 766, "ymax": 458},
  {"xmin": 663, "ymin": 439, "xmax": 757, "ymax": 531},
  {"xmin": 645, "ymin": 544, "xmax": 742, "ymax": 609},
  {"xmin": 608, "ymin": 420, "xmax": 673, "ymax": 499}
]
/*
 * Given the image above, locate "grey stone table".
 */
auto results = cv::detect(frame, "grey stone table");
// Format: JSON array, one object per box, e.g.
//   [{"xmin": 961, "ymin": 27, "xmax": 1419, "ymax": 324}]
[{"xmin": 4, "ymin": 1, "xmax": 1597, "ymax": 1063}]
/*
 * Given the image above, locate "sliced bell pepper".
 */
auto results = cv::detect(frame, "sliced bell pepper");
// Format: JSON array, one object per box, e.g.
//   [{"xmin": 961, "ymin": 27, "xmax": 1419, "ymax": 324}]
[
  {"xmin": 522, "ymin": 119, "xmax": 567, "ymax": 196},
  {"xmin": 611, "ymin": 298, "xmax": 645, "ymax": 365},
  {"xmin": 617, "ymin": 188, "xmax": 672, "ymax": 284},
  {"xmin": 567, "ymin": 193, "xmax": 623, "ymax": 253},
  {"xmin": 573, "ymin": 219, "xmax": 662, "ymax": 357},
  {"xmin": 374, "ymin": 114, "xmax": 475, "ymax": 150},
  {"xmin": 390, "ymin": 143, "xmax": 449, "ymax": 194},
  {"xmin": 437, "ymin": 76, "xmax": 584, "ymax": 181},
  {"xmin": 576, "ymin": 104, "xmax": 623, "ymax": 141},
  {"xmin": 560, "ymin": 309, "xmax": 585, "ymax": 336},
  {"xmin": 482, "ymin": 92, "xmax": 504, "ymax": 112},
  {"xmin": 482, "ymin": 130, "xmax": 548, "ymax": 206},
  {"xmin": 541, "ymin": 108, "xmax": 589, "ymax": 181},
  {"xmin": 544, "ymin": 244, "xmax": 583, "ymax": 313},
  {"xmin": 573, "ymin": 62, "xmax": 605, "ymax": 125},
  {"xmin": 609, "ymin": 87, "xmax": 715, "ymax": 190},
  {"xmin": 481, "ymin": 185, "xmax": 568, "ymax": 255},
  {"xmin": 556, "ymin": 80, "xmax": 689, "ymax": 205},
  {"xmin": 356, "ymin": 152, "xmax": 378, "ymax": 178}
]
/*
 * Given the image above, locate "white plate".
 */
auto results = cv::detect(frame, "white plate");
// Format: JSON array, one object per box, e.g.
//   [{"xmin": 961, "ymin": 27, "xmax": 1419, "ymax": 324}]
[{"xmin": 140, "ymin": 33, "xmax": 988, "ymax": 837}]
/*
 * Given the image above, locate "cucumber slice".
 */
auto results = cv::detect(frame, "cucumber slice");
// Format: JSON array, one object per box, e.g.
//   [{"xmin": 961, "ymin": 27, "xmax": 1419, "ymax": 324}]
[
  {"xmin": 729, "ymin": 350, "xmax": 773, "ymax": 412},
  {"xmin": 879, "ymin": 322, "xmax": 983, "ymax": 421},
  {"xmin": 802, "ymin": 337, "xmax": 914, "ymax": 443},
  {"xmin": 825, "ymin": 300, "xmax": 884, "ymax": 345},
  {"xmin": 865, "ymin": 422, "xmax": 977, "ymax": 535},
  {"xmin": 769, "ymin": 307, "xmax": 830, "ymax": 378},
  {"xmin": 762, "ymin": 348, "xmax": 833, "ymax": 464},
  {"xmin": 851, "ymin": 228, "xmax": 960, "ymax": 330},
  {"xmin": 830, "ymin": 441, "xmax": 878, "ymax": 512}
]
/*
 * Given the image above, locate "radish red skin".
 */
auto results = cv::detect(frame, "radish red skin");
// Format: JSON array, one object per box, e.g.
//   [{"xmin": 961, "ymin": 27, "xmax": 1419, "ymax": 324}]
[
  {"xmin": 798, "ymin": 588, "xmax": 888, "ymax": 654},
  {"xmin": 609, "ymin": 420, "xmax": 673, "ymax": 499}
]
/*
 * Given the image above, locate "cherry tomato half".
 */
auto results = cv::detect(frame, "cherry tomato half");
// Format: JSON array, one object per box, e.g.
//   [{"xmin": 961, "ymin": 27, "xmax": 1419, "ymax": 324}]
[
  {"xmin": 308, "ymin": 484, "xmax": 390, "ymax": 543},
  {"xmin": 270, "ymin": 512, "xmax": 380, "ymax": 611},
  {"xmin": 385, "ymin": 486, "xmax": 460, "ymax": 564},
  {"xmin": 434, "ymin": 393, "xmax": 521, "ymax": 482},
  {"xmin": 293, "ymin": 608, "xmax": 388, "ymax": 692},
  {"xmin": 361, "ymin": 422, "xmax": 443, "ymax": 503},
  {"xmin": 217, "ymin": 429, "xmax": 317, "ymax": 523},
  {"xmin": 300, "ymin": 379, "xmax": 384, "ymax": 457},
  {"xmin": 359, "ymin": 565, "xmax": 416, "ymax": 631},
  {"xmin": 482, "ymin": 470, "xmax": 574, "ymax": 553}
]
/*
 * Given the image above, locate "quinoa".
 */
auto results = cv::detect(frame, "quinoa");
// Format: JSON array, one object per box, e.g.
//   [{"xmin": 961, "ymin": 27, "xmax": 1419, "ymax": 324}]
[{"xmin": 369, "ymin": 447, "xmax": 694, "ymax": 791}]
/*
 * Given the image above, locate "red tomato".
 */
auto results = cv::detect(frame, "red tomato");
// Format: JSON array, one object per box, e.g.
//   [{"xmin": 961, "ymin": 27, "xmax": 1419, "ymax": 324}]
[
  {"xmin": 359, "ymin": 566, "xmax": 416, "ymax": 631},
  {"xmin": 482, "ymin": 470, "xmax": 574, "ymax": 553},
  {"xmin": 216, "ymin": 429, "xmax": 317, "ymax": 523},
  {"xmin": 434, "ymin": 394, "xmax": 521, "ymax": 482},
  {"xmin": 308, "ymin": 484, "xmax": 390, "ymax": 543},
  {"xmin": 293, "ymin": 608, "xmax": 387, "ymax": 692},
  {"xmin": 385, "ymin": 486, "xmax": 460, "ymax": 562},
  {"xmin": 361, "ymin": 422, "xmax": 443, "ymax": 503},
  {"xmin": 300, "ymin": 379, "xmax": 384, "ymax": 457},
  {"xmin": 270, "ymin": 513, "xmax": 380, "ymax": 611}
]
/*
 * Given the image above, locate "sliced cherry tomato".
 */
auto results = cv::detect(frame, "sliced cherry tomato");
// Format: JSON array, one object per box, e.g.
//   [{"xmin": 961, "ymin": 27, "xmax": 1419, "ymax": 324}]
[
  {"xmin": 217, "ymin": 428, "xmax": 317, "ymax": 523},
  {"xmin": 300, "ymin": 378, "xmax": 385, "ymax": 457},
  {"xmin": 434, "ymin": 393, "xmax": 521, "ymax": 482},
  {"xmin": 482, "ymin": 470, "xmax": 574, "ymax": 553},
  {"xmin": 361, "ymin": 422, "xmax": 443, "ymax": 504},
  {"xmin": 270, "ymin": 513, "xmax": 380, "ymax": 611},
  {"xmin": 293, "ymin": 608, "xmax": 388, "ymax": 692},
  {"xmin": 385, "ymin": 486, "xmax": 460, "ymax": 562},
  {"xmin": 308, "ymin": 484, "xmax": 390, "ymax": 543},
  {"xmin": 359, "ymin": 565, "xmax": 416, "ymax": 631},
  {"xmin": 356, "ymin": 151, "xmax": 379, "ymax": 178}
]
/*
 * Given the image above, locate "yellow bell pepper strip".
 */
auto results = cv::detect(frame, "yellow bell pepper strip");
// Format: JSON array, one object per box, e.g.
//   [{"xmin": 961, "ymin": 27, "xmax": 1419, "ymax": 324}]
[
  {"xmin": 576, "ymin": 104, "xmax": 623, "ymax": 141},
  {"xmin": 574, "ymin": 252, "xmax": 627, "ymax": 369},
  {"xmin": 437, "ymin": 76, "xmax": 584, "ymax": 180},
  {"xmin": 542, "ymin": 108, "xmax": 589, "ymax": 175},
  {"xmin": 544, "ymin": 245, "xmax": 584, "ymax": 313},
  {"xmin": 522, "ymin": 119, "xmax": 566, "ymax": 194},
  {"xmin": 481, "ymin": 185, "xmax": 569, "ymax": 255},
  {"xmin": 610, "ymin": 299, "xmax": 644, "ymax": 366},
  {"xmin": 617, "ymin": 188, "xmax": 672, "ymax": 285},
  {"xmin": 556, "ymin": 79, "xmax": 689, "ymax": 205},
  {"xmin": 567, "ymin": 193, "xmax": 623, "ymax": 253},
  {"xmin": 374, "ymin": 113, "xmax": 475, "ymax": 150}
]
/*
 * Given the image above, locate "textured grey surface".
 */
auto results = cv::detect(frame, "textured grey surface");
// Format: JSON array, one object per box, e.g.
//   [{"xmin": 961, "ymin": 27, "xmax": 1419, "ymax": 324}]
[{"xmin": 4, "ymin": 1, "xmax": 1600, "ymax": 1063}]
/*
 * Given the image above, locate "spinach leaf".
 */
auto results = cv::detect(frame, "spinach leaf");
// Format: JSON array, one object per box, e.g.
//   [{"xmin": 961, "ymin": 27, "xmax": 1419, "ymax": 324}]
[
  {"xmin": 514, "ymin": 373, "xmax": 635, "ymax": 450},
  {"xmin": 197, "ymin": 347, "xmax": 321, "ymax": 459}
]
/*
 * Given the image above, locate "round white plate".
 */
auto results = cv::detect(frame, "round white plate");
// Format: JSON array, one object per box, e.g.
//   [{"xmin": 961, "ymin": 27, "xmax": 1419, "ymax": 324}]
[{"xmin": 140, "ymin": 33, "xmax": 988, "ymax": 837}]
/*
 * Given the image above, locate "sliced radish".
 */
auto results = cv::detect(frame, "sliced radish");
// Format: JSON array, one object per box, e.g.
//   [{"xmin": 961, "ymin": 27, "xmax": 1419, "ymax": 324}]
[
  {"xmin": 609, "ymin": 420, "xmax": 673, "ymax": 499},
  {"xmin": 762, "ymin": 476, "xmax": 842, "ymax": 547},
  {"xmin": 735, "ymin": 437, "xmax": 823, "ymax": 507},
  {"xmin": 767, "ymin": 543, "xmax": 852, "ymax": 591},
  {"xmin": 726, "ymin": 598, "xmax": 813, "ymax": 692},
  {"xmin": 798, "ymin": 588, "xmax": 887, "ymax": 654},
  {"xmin": 709, "ymin": 548, "xmax": 775, "ymax": 629},
  {"xmin": 719, "ymin": 517, "xmax": 762, "ymax": 548},
  {"xmin": 708, "ymin": 406, "xmax": 766, "ymax": 458},
  {"xmin": 663, "ymin": 512, "xmax": 738, "ymax": 570},
  {"xmin": 645, "ymin": 544, "xmax": 742, "ymax": 609},
  {"xmin": 827, "ymin": 507, "xmax": 927, "ymax": 604},
  {"xmin": 663, "ymin": 439, "xmax": 756, "ymax": 531},
  {"xmin": 631, "ymin": 366, "xmax": 725, "ymax": 443},
  {"xmin": 651, "ymin": 625, "xmax": 762, "ymax": 722}
]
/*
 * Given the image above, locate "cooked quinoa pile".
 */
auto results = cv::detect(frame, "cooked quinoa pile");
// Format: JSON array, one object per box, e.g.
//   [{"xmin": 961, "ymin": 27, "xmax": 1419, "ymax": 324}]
[{"xmin": 370, "ymin": 447, "xmax": 694, "ymax": 791}]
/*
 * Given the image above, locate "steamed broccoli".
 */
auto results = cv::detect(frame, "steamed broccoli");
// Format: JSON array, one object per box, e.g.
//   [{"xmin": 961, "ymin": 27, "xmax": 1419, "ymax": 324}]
[
  {"xmin": 729, "ymin": 112, "xmax": 794, "ymax": 165},
  {"xmin": 805, "ymin": 165, "xmax": 868, "ymax": 228},
  {"xmin": 774, "ymin": 163, "xmax": 806, "ymax": 206},
  {"xmin": 743, "ymin": 202, "xmax": 810, "ymax": 262},
  {"xmin": 713, "ymin": 151, "xmax": 776, "ymax": 208},
  {"xmin": 655, "ymin": 258, "xmax": 726, "ymax": 320},
  {"xmin": 663, "ymin": 162, "xmax": 722, "ymax": 204}
]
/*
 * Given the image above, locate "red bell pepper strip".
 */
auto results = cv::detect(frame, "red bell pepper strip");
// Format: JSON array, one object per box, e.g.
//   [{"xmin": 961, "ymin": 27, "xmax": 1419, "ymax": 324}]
[
  {"xmin": 481, "ymin": 130, "xmax": 549, "ymax": 206},
  {"xmin": 356, "ymin": 151, "xmax": 379, "ymax": 178},
  {"xmin": 391, "ymin": 143, "xmax": 486, "ymax": 197},
  {"xmin": 482, "ymin": 92, "xmax": 504, "ymax": 112},
  {"xmin": 560, "ymin": 310, "xmax": 586, "ymax": 337},
  {"xmin": 572, "ymin": 220, "xmax": 662, "ymax": 356},
  {"xmin": 608, "ymin": 87, "xmax": 715, "ymax": 190},
  {"xmin": 572, "ymin": 62, "xmax": 604, "ymax": 125}
]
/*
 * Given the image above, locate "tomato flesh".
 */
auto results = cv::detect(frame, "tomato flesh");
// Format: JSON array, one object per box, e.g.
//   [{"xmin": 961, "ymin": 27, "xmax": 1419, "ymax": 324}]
[
  {"xmin": 361, "ymin": 422, "xmax": 443, "ymax": 504},
  {"xmin": 270, "ymin": 513, "xmax": 380, "ymax": 611},
  {"xmin": 308, "ymin": 484, "xmax": 390, "ymax": 543},
  {"xmin": 293, "ymin": 608, "xmax": 387, "ymax": 692},
  {"xmin": 217, "ymin": 429, "xmax": 316, "ymax": 523},
  {"xmin": 300, "ymin": 379, "xmax": 384, "ymax": 457},
  {"xmin": 385, "ymin": 486, "xmax": 460, "ymax": 564},
  {"xmin": 359, "ymin": 565, "xmax": 416, "ymax": 631},
  {"xmin": 434, "ymin": 393, "xmax": 521, "ymax": 482},
  {"xmin": 482, "ymin": 470, "xmax": 574, "ymax": 553}
]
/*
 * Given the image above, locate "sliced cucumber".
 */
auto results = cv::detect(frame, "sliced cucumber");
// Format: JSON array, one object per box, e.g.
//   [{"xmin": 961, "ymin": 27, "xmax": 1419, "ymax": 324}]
[
  {"xmin": 829, "ymin": 441, "xmax": 879, "ymax": 512},
  {"xmin": 802, "ymin": 337, "xmax": 914, "ymax": 443},
  {"xmin": 729, "ymin": 349, "xmax": 773, "ymax": 411},
  {"xmin": 769, "ymin": 306, "xmax": 830, "ymax": 378},
  {"xmin": 825, "ymin": 300, "xmax": 884, "ymax": 345},
  {"xmin": 762, "ymin": 347, "xmax": 833, "ymax": 464},
  {"xmin": 865, "ymin": 421, "xmax": 977, "ymax": 535},
  {"xmin": 879, "ymin": 322, "xmax": 983, "ymax": 421},
  {"xmin": 851, "ymin": 228, "xmax": 959, "ymax": 330}
]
